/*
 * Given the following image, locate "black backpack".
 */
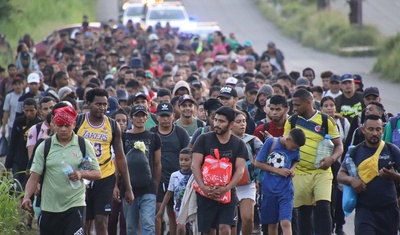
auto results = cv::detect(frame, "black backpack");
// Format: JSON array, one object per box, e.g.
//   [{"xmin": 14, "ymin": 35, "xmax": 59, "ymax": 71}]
[
  {"xmin": 33, "ymin": 136, "xmax": 86, "ymax": 207},
  {"xmin": 125, "ymin": 147, "xmax": 152, "ymax": 188}
]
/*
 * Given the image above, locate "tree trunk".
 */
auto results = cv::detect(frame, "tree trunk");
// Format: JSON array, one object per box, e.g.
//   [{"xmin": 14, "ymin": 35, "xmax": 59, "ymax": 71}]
[
  {"xmin": 317, "ymin": 0, "xmax": 330, "ymax": 10},
  {"xmin": 348, "ymin": 0, "xmax": 360, "ymax": 25}
]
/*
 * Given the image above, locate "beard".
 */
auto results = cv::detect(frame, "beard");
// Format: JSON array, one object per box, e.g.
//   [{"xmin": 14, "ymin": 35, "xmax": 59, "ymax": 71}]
[
  {"xmin": 367, "ymin": 136, "xmax": 380, "ymax": 145},
  {"xmin": 214, "ymin": 125, "xmax": 229, "ymax": 135}
]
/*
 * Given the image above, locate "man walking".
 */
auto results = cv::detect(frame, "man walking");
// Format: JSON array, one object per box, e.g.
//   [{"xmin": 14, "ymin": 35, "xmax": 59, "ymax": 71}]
[
  {"xmin": 75, "ymin": 88, "xmax": 134, "ymax": 235},
  {"xmin": 192, "ymin": 106, "xmax": 247, "ymax": 235},
  {"xmin": 284, "ymin": 89, "xmax": 343, "ymax": 235},
  {"xmin": 22, "ymin": 106, "xmax": 102, "ymax": 235},
  {"xmin": 338, "ymin": 115, "xmax": 400, "ymax": 235},
  {"xmin": 151, "ymin": 102, "xmax": 190, "ymax": 235}
]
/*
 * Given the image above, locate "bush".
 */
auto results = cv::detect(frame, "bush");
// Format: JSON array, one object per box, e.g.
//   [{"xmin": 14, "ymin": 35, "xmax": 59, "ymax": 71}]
[
  {"xmin": 255, "ymin": 0, "xmax": 381, "ymax": 56},
  {"xmin": 373, "ymin": 34, "xmax": 400, "ymax": 82},
  {"xmin": 0, "ymin": 172, "xmax": 34, "ymax": 235},
  {"xmin": 0, "ymin": 0, "xmax": 95, "ymax": 64}
]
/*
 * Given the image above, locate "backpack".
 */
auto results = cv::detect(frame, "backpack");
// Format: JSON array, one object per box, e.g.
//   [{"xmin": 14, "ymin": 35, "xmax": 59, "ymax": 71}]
[
  {"xmin": 74, "ymin": 113, "xmax": 117, "ymax": 166},
  {"xmin": 196, "ymin": 119, "xmax": 205, "ymax": 128},
  {"xmin": 389, "ymin": 116, "xmax": 400, "ymax": 147},
  {"xmin": 74, "ymin": 114, "xmax": 117, "ymax": 141},
  {"xmin": 290, "ymin": 112, "xmax": 329, "ymax": 136},
  {"xmin": 125, "ymin": 147, "xmax": 152, "ymax": 188},
  {"xmin": 34, "ymin": 136, "xmax": 86, "ymax": 207},
  {"xmin": 257, "ymin": 137, "xmax": 279, "ymax": 182},
  {"xmin": 237, "ymin": 135, "xmax": 257, "ymax": 186}
]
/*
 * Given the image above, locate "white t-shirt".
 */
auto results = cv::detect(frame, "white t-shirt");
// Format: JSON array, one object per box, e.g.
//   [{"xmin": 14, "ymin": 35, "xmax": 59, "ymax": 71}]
[
  {"xmin": 323, "ymin": 90, "xmax": 342, "ymax": 99},
  {"xmin": 3, "ymin": 92, "xmax": 23, "ymax": 129}
]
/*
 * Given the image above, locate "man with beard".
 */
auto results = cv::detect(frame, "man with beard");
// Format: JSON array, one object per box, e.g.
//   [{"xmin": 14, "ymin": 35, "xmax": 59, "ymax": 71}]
[
  {"xmin": 151, "ymin": 102, "xmax": 190, "ymax": 235},
  {"xmin": 249, "ymin": 84, "xmax": 274, "ymax": 123},
  {"xmin": 237, "ymin": 81, "xmax": 259, "ymax": 113},
  {"xmin": 253, "ymin": 95, "xmax": 289, "ymax": 143},
  {"xmin": 174, "ymin": 94, "xmax": 205, "ymax": 137},
  {"xmin": 338, "ymin": 115, "xmax": 400, "ymax": 235},
  {"xmin": 192, "ymin": 106, "xmax": 247, "ymax": 235}
]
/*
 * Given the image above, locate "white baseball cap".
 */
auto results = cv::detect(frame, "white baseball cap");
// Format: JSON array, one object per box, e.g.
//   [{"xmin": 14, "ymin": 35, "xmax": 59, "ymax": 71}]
[
  {"xmin": 27, "ymin": 73, "xmax": 40, "ymax": 84},
  {"xmin": 225, "ymin": 77, "xmax": 238, "ymax": 85}
]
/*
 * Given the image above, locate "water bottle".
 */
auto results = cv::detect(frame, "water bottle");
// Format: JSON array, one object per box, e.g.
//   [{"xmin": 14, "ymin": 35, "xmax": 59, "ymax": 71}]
[
  {"xmin": 81, "ymin": 156, "xmax": 92, "ymax": 171},
  {"xmin": 61, "ymin": 161, "xmax": 82, "ymax": 189},
  {"xmin": 345, "ymin": 146, "xmax": 358, "ymax": 178},
  {"xmin": 314, "ymin": 134, "xmax": 334, "ymax": 168}
]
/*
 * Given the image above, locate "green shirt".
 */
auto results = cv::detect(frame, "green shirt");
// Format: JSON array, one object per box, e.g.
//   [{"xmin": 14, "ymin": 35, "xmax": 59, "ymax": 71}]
[
  {"xmin": 145, "ymin": 114, "xmax": 158, "ymax": 130},
  {"xmin": 30, "ymin": 134, "xmax": 99, "ymax": 213},
  {"xmin": 175, "ymin": 118, "xmax": 205, "ymax": 137}
]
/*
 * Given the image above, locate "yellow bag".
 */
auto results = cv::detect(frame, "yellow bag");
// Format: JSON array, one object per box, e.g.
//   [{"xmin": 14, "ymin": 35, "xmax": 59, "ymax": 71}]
[{"xmin": 357, "ymin": 141, "xmax": 385, "ymax": 184}]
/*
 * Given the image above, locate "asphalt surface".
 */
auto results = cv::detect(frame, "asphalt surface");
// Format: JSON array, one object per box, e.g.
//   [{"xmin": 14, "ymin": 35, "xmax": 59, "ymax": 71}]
[
  {"xmin": 331, "ymin": 0, "xmax": 400, "ymax": 36},
  {"xmin": 182, "ymin": 0, "xmax": 400, "ymax": 116}
]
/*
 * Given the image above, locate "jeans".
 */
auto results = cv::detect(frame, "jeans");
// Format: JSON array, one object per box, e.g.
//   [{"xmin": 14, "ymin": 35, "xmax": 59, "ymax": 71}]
[{"xmin": 123, "ymin": 194, "xmax": 156, "ymax": 235}]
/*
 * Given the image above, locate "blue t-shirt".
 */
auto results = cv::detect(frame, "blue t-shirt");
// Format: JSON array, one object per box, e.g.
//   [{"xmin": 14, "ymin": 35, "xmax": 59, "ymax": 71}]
[
  {"xmin": 168, "ymin": 170, "xmax": 192, "ymax": 217},
  {"xmin": 341, "ymin": 142, "xmax": 400, "ymax": 208},
  {"xmin": 256, "ymin": 137, "xmax": 300, "ymax": 196}
]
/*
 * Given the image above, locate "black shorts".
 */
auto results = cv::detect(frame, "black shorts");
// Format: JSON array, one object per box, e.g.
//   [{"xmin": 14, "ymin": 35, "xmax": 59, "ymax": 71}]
[
  {"xmin": 156, "ymin": 182, "xmax": 174, "ymax": 206},
  {"xmin": 86, "ymin": 174, "xmax": 116, "ymax": 220},
  {"xmin": 39, "ymin": 207, "xmax": 85, "ymax": 235},
  {"xmin": 12, "ymin": 163, "xmax": 28, "ymax": 192},
  {"xmin": 196, "ymin": 191, "xmax": 238, "ymax": 233}
]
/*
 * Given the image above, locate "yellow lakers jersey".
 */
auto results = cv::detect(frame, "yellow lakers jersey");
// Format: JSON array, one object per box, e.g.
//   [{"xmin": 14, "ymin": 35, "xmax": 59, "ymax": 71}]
[{"xmin": 77, "ymin": 113, "xmax": 115, "ymax": 178}]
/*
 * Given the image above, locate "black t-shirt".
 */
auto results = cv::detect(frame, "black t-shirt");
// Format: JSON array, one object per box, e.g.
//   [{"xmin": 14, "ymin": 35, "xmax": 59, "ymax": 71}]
[
  {"xmin": 342, "ymin": 142, "xmax": 400, "ymax": 208},
  {"xmin": 192, "ymin": 132, "xmax": 247, "ymax": 175},
  {"xmin": 150, "ymin": 125, "xmax": 190, "ymax": 183},
  {"xmin": 122, "ymin": 130, "xmax": 162, "ymax": 196},
  {"xmin": 335, "ymin": 92, "xmax": 365, "ymax": 123}
]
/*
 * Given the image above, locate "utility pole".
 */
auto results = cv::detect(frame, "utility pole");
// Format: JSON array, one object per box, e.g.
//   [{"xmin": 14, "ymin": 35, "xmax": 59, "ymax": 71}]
[{"xmin": 357, "ymin": 0, "xmax": 363, "ymax": 28}]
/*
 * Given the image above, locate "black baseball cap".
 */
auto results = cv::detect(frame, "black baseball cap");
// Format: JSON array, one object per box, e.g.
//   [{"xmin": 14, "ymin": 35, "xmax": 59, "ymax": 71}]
[
  {"xmin": 133, "ymin": 92, "xmax": 148, "ymax": 102},
  {"xmin": 218, "ymin": 86, "xmax": 238, "ymax": 98},
  {"xmin": 191, "ymin": 80, "xmax": 202, "ymax": 88},
  {"xmin": 178, "ymin": 94, "xmax": 196, "ymax": 106},
  {"xmin": 245, "ymin": 81, "xmax": 259, "ymax": 93},
  {"xmin": 330, "ymin": 74, "xmax": 341, "ymax": 83},
  {"xmin": 204, "ymin": 98, "xmax": 222, "ymax": 112},
  {"xmin": 131, "ymin": 105, "xmax": 148, "ymax": 116},
  {"xmin": 156, "ymin": 102, "xmax": 174, "ymax": 116},
  {"xmin": 364, "ymin": 87, "xmax": 379, "ymax": 97},
  {"xmin": 21, "ymin": 52, "xmax": 30, "ymax": 59}
]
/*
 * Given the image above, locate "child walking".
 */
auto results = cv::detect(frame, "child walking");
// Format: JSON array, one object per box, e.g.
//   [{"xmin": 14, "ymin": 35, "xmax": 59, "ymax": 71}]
[
  {"xmin": 254, "ymin": 128, "xmax": 306, "ymax": 235},
  {"xmin": 156, "ymin": 148, "xmax": 193, "ymax": 235}
]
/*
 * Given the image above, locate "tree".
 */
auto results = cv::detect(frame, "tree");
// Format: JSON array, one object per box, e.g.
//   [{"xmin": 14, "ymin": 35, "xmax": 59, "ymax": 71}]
[{"xmin": 0, "ymin": 0, "xmax": 16, "ymax": 22}]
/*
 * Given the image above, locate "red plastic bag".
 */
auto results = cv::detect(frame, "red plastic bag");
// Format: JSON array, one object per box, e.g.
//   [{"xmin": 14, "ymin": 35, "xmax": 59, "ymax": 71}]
[{"xmin": 193, "ymin": 149, "xmax": 232, "ymax": 203}]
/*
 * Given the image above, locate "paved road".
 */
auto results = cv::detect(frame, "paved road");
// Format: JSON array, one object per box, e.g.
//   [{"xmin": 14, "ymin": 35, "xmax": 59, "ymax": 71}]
[
  {"xmin": 182, "ymin": 0, "xmax": 400, "ymax": 115},
  {"xmin": 331, "ymin": 0, "xmax": 400, "ymax": 36}
]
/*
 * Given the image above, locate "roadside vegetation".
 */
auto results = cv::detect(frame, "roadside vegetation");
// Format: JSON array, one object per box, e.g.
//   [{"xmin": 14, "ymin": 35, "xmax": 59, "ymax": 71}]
[
  {"xmin": 255, "ymin": 0, "xmax": 380, "ymax": 56},
  {"xmin": 373, "ymin": 34, "xmax": 400, "ymax": 82},
  {"xmin": 0, "ymin": 0, "xmax": 95, "ymax": 64}
]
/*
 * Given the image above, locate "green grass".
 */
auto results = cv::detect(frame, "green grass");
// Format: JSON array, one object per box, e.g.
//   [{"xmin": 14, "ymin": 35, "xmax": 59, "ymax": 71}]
[
  {"xmin": 0, "ymin": 0, "xmax": 96, "ymax": 65},
  {"xmin": 255, "ymin": 0, "xmax": 381, "ymax": 56}
]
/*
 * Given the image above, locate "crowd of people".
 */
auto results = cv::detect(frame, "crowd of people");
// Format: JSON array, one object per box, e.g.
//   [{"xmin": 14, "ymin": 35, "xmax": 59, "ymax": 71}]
[{"xmin": 0, "ymin": 13, "xmax": 400, "ymax": 235}]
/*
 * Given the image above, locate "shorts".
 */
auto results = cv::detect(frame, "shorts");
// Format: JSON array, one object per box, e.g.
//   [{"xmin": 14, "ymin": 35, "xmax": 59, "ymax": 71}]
[
  {"xmin": 293, "ymin": 172, "xmax": 333, "ymax": 208},
  {"xmin": 156, "ymin": 182, "xmax": 174, "ymax": 206},
  {"xmin": 355, "ymin": 205, "xmax": 400, "ymax": 235},
  {"xmin": 196, "ymin": 191, "xmax": 238, "ymax": 233},
  {"xmin": 260, "ymin": 193, "xmax": 293, "ymax": 224},
  {"xmin": 86, "ymin": 174, "xmax": 116, "ymax": 220},
  {"xmin": 39, "ymin": 207, "xmax": 85, "ymax": 235},
  {"xmin": 236, "ymin": 182, "xmax": 256, "ymax": 202}
]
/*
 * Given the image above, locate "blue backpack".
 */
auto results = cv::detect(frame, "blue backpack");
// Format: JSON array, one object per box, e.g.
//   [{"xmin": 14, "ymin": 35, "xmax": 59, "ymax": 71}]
[{"xmin": 389, "ymin": 117, "xmax": 400, "ymax": 147}]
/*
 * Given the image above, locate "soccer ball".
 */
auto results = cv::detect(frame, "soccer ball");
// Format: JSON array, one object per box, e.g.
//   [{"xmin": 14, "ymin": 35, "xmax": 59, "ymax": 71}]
[{"xmin": 267, "ymin": 152, "xmax": 286, "ymax": 168}]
